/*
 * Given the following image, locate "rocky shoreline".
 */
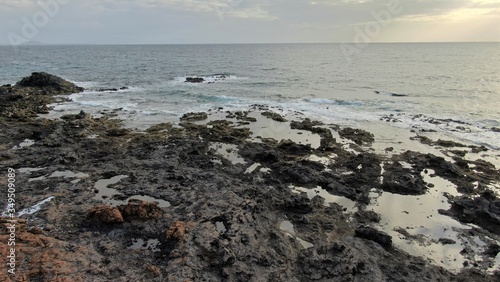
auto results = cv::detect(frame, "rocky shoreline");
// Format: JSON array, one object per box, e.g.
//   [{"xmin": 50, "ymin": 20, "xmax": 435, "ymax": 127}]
[{"xmin": 1, "ymin": 73, "xmax": 499, "ymax": 281}]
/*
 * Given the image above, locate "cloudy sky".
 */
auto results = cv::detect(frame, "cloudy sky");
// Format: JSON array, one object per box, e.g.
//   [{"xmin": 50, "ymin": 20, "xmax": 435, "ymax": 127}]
[{"xmin": 0, "ymin": 0, "xmax": 498, "ymax": 45}]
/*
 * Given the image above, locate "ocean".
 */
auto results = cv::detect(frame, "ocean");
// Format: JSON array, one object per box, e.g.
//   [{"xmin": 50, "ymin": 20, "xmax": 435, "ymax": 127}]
[{"xmin": 1, "ymin": 43, "xmax": 499, "ymax": 148}]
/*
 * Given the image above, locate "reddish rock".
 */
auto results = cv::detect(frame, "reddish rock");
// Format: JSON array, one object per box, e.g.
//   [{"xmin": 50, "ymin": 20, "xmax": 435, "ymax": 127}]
[
  {"xmin": 118, "ymin": 199, "xmax": 162, "ymax": 221},
  {"xmin": 145, "ymin": 265, "xmax": 162, "ymax": 277},
  {"xmin": 0, "ymin": 217, "xmax": 95, "ymax": 282},
  {"xmin": 166, "ymin": 221, "xmax": 196, "ymax": 243},
  {"xmin": 88, "ymin": 206, "xmax": 124, "ymax": 224}
]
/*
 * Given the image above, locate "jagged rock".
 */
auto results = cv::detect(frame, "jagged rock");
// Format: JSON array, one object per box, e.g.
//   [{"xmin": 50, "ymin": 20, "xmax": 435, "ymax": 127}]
[
  {"xmin": 355, "ymin": 226, "xmax": 392, "ymax": 248},
  {"xmin": 185, "ymin": 77, "xmax": 204, "ymax": 83},
  {"xmin": 381, "ymin": 161, "xmax": 427, "ymax": 195},
  {"xmin": 166, "ymin": 221, "xmax": 196, "ymax": 242},
  {"xmin": 97, "ymin": 88, "xmax": 118, "ymax": 92},
  {"xmin": 354, "ymin": 210, "xmax": 382, "ymax": 224},
  {"xmin": 484, "ymin": 244, "xmax": 500, "ymax": 257},
  {"xmin": 181, "ymin": 112, "xmax": 208, "ymax": 122},
  {"xmin": 261, "ymin": 111, "xmax": 287, "ymax": 122},
  {"xmin": 146, "ymin": 122, "xmax": 173, "ymax": 133},
  {"xmin": 439, "ymin": 193, "xmax": 500, "ymax": 234},
  {"xmin": 118, "ymin": 199, "xmax": 162, "ymax": 221},
  {"xmin": 438, "ymin": 238, "xmax": 456, "ymax": 245},
  {"xmin": 60, "ymin": 110, "xmax": 90, "ymax": 121},
  {"xmin": 16, "ymin": 72, "xmax": 84, "ymax": 94},
  {"xmin": 338, "ymin": 127, "xmax": 375, "ymax": 145},
  {"xmin": 106, "ymin": 128, "xmax": 131, "ymax": 137},
  {"xmin": 88, "ymin": 206, "xmax": 124, "ymax": 223}
]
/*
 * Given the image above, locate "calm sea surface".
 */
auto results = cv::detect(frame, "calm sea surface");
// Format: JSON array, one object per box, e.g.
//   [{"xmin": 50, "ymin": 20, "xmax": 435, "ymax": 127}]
[{"xmin": 1, "ymin": 43, "xmax": 498, "ymax": 147}]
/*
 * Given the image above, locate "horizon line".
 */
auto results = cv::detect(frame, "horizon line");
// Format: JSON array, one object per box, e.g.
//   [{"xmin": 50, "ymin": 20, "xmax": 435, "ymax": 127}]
[{"xmin": 0, "ymin": 41, "xmax": 498, "ymax": 46}]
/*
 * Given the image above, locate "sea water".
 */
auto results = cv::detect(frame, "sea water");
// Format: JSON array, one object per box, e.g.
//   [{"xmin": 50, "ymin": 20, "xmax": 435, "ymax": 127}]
[{"xmin": 0, "ymin": 43, "xmax": 498, "ymax": 148}]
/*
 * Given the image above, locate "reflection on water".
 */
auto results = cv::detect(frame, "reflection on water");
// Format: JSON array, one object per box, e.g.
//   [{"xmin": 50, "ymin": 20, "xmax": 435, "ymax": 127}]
[
  {"xmin": 129, "ymin": 238, "xmax": 160, "ymax": 252},
  {"xmin": 94, "ymin": 175, "xmax": 170, "ymax": 207},
  {"xmin": 279, "ymin": 220, "xmax": 314, "ymax": 249},
  {"xmin": 291, "ymin": 185, "xmax": 357, "ymax": 211},
  {"xmin": 367, "ymin": 169, "xmax": 498, "ymax": 273}
]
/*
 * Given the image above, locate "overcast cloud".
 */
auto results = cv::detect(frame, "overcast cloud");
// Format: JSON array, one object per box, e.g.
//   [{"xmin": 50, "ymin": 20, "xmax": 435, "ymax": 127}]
[{"xmin": 0, "ymin": 0, "xmax": 498, "ymax": 44}]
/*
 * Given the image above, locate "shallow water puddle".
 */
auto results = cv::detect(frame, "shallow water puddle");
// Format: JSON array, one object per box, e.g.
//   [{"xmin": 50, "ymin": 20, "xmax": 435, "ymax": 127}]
[
  {"xmin": 197, "ymin": 109, "xmax": 321, "ymax": 149},
  {"xmin": 280, "ymin": 220, "xmax": 296, "ymax": 235},
  {"xmin": 291, "ymin": 185, "xmax": 357, "ymax": 211},
  {"xmin": 127, "ymin": 195, "xmax": 170, "ymax": 208},
  {"xmin": 246, "ymin": 111, "xmax": 321, "ymax": 149},
  {"xmin": 2, "ymin": 196, "xmax": 55, "ymax": 217},
  {"xmin": 50, "ymin": 170, "xmax": 90, "ymax": 179},
  {"xmin": 210, "ymin": 142, "xmax": 246, "ymax": 165},
  {"xmin": 307, "ymin": 154, "xmax": 335, "ymax": 171},
  {"xmin": 129, "ymin": 238, "xmax": 160, "ymax": 252},
  {"xmin": 19, "ymin": 167, "xmax": 47, "ymax": 182},
  {"xmin": 245, "ymin": 163, "xmax": 261, "ymax": 174},
  {"xmin": 18, "ymin": 167, "xmax": 46, "ymax": 174},
  {"xmin": 215, "ymin": 221, "xmax": 227, "ymax": 233},
  {"xmin": 12, "ymin": 139, "xmax": 35, "ymax": 150},
  {"xmin": 279, "ymin": 220, "xmax": 314, "ymax": 249},
  {"xmin": 260, "ymin": 167, "xmax": 272, "ymax": 173},
  {"xmin": 94, "ymin": 175, "xmax": 129, "ymax": 205},
  {"xmin": 28, "ymin": 170, "xmax": 89, "ymax": 182},
  {"xmin": 367, "ymin": 169, "xmax": 494, "ymax": 273},
  {"xmin": 94, "ymin": 175, "xmax": 170, "ymax": 207}
]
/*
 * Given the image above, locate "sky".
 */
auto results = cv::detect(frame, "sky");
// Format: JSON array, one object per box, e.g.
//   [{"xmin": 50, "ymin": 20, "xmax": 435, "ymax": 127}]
[{"xmin": 0, "ymin": 0, "xmax": 498, "ymax": 45}]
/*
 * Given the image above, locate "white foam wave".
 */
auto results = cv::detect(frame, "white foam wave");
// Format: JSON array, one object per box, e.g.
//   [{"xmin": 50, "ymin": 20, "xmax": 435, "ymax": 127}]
[{"xmin": 69, "ymin": 80, "xmax": 98, "ymax": 89}]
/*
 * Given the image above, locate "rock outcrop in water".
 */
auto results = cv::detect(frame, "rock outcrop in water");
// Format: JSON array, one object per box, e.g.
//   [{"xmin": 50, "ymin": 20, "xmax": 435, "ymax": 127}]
[
  {"xmin": 0, "ymin": 72, "xmax": 84, "ymax": 121},
  {"xmin": 0, "ymin": 73, "xmax": 499, "ymax": 281},
  {"xmin": 15, "ymin": 72, "xmax": 84, "ymax": 94},
  {"xmin": 185, "ymin": 77, "xmax": 204, "ymax": 83}
]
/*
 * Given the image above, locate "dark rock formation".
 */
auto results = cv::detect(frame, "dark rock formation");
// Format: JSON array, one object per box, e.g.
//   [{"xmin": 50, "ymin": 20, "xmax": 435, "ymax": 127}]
[
  {"xmin": 355, "ymin": 226, "xmax": 392, "ymax": 248},
  {"xmin": 180, "ymin": 112, "xmax": 208, "ymax": 122},
  {"xmin": 0, "ymin": 72, "xmax": 84, "ymax": 121},
  {"xmin": 88, "ymin": 206, "xmax": 124, "ymax": 223},
  {"xmin": 16, "ymin": 72, "xmax": 84, "ymax": 94},
  {"xmin": 118, "ymin": 199, "xmax": 162, "ymax": 221},
  {"xmin": 261, "ymin": 111, "xmax": 287, "ymax": 122},
  {"xmin": 381, "ymin": 161, "xmax": 428, "ymax": 195},
  {"xmin": 185, "ymin": 77, "xmax": 204, "ymax": 83},
  {"xmin": 439, "ymin": 192, "xmax": 500, "ymax": 234},
  {"xmin": 338, "ymin": 127, "xmax": 375, "ymax": 145},
  {"xmin": 0, "ymin": 78, "xmax": 498, "ymax": 281},
  {"xmin": 97, "ymin": 88, "xmax": 118, "ymax": 92}
]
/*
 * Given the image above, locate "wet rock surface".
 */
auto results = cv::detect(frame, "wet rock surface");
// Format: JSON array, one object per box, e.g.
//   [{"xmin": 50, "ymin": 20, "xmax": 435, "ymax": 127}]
[
  {"xmin": 338, "ymin": 127, "xmax": 375, "ymax": 145},
  {"xmin": 0, "ymin": 73, "xmax": 499, "ymax": 281},
  {"xmin": 185, "ymin": 77, "xmax": 204, "ymax": 83},
  {"xmin": 0, "ymin": 72, "xmax": 83, "ymax": 121}
]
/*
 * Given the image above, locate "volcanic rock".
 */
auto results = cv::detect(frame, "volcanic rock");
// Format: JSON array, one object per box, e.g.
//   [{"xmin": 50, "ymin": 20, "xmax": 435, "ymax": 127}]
[
  {"xmin": 88, "ymin": 206, "xmax": 124, "ymax": 224},
  {"xmin": 185, "ymin": 77, "xmax": 204, "ymax": 83},
  {"xmin": 118, "ymin": 199, "xmax": 162, "ymax": 221},
  {"xmin": 16, "ymin": 72, "xmax": 84, "ymax": 94}
]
